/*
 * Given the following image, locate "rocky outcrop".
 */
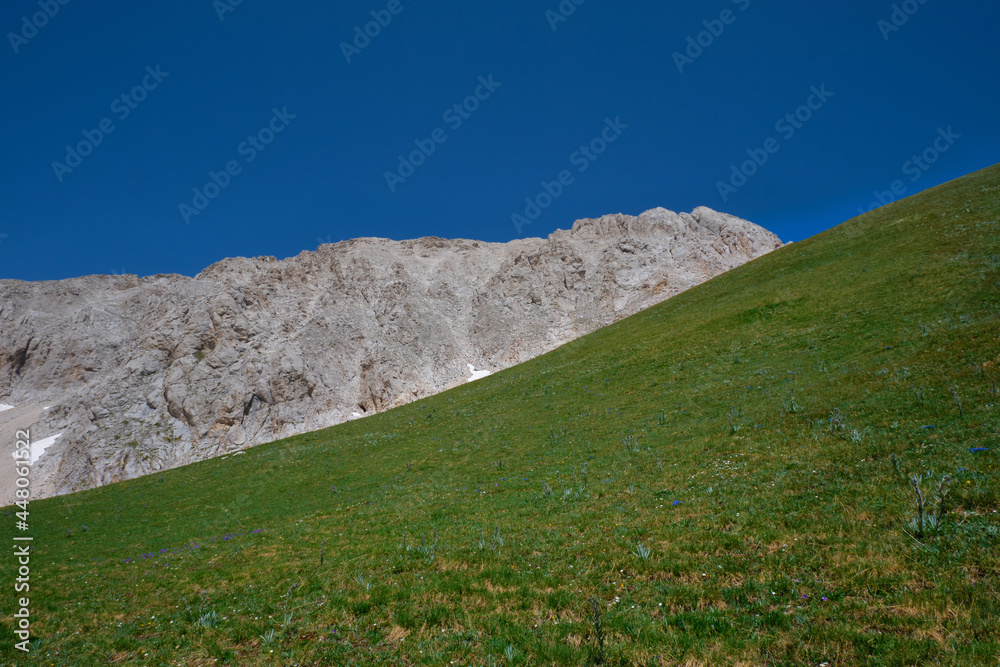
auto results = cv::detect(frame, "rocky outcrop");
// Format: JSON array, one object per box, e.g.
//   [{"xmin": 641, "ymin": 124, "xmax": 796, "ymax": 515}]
[{"xmin": 0, "ymin": 206, "xmax": 782, "ymax": 502}]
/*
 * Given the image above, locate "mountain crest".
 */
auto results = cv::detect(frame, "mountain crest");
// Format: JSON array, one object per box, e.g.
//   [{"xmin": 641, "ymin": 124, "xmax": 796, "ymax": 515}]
[{"xmin": 0, "ymin": 207, "xmax": 782, "ymax": 502}]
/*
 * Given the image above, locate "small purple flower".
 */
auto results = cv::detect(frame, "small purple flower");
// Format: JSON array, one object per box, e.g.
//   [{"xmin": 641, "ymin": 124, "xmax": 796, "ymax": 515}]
[
  {"xmin": 672, "ymin": 500, "xmax": 681, "ymax": 506},
  {"xmin": 822, "ymin": 597, "xmax": 828, "ymax": 602}
]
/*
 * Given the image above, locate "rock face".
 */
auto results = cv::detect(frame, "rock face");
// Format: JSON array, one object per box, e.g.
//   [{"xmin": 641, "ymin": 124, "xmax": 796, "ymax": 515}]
[{"xmin": 0, "ymin": 207, "xmax": 782, "ymax": 502}]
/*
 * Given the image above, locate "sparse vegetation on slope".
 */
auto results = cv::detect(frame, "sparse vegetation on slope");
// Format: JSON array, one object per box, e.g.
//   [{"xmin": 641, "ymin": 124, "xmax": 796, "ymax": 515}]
[{"xmin": 3, "ymin": 165, "xmax": 999, "ymax": 665}]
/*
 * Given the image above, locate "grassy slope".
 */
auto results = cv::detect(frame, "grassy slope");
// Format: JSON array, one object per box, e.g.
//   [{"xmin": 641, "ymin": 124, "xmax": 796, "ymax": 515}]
[{"xmin": 2, "ymin": 165, "xmax": 999, "ymax": 666}]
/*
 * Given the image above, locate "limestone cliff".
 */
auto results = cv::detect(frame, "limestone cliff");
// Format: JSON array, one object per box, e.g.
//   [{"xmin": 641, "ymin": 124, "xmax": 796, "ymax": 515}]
[{"xmin": 0, "ymin": 206, "xmax": 782, "ymax": 502}]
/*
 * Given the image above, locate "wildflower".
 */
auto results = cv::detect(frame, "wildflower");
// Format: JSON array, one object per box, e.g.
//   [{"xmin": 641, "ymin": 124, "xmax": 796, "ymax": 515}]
[{"xmin": 672, "ymin": 500, "xmax": 681, "ymax": 506}]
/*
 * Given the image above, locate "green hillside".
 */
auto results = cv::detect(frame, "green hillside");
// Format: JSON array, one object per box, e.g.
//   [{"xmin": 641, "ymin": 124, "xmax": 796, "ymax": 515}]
[{"xmin": 3, "ymin": 165, "xmax": 999, "ymax": 666}]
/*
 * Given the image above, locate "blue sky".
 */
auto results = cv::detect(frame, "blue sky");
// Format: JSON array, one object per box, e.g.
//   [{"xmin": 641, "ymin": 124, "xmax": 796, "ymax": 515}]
[{"xmin": 2, "ymin": 0, "xmax": 997, "ymax": 281}]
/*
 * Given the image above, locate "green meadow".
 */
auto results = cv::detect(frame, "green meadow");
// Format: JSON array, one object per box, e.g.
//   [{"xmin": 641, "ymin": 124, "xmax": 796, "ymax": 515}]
[{"xmin": 2, "ymin": 164, "xmax": 998, "ymax": 666}]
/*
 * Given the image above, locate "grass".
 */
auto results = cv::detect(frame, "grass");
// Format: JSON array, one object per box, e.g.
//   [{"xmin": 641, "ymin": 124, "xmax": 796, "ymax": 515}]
[{"xmin": 2, "ymin": 164, "xmax": 999, "ymax": 665}]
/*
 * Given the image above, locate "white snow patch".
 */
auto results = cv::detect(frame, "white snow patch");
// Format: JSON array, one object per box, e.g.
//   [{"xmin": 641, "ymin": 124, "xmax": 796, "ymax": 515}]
[
  {"xmin": 30, "ymin": 433, "xmax": 62, "ymax": 464},
  {"xmin": 351, "ymin": 411, "xmax": 363, "ymax": 418},
  {"xmin": 0, "ymin": 403, "xmax": 14, "ymax": 413},
  {"xmin": 467, "ymin": 364, "xmax": 492, "ymax": 382}
]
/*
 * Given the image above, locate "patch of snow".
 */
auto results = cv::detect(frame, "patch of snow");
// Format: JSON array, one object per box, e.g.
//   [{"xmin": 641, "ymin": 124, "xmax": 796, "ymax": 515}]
[
  {"xmin": 233, "ymin": 451, "xmax": 245, "ymax": 456},
  {"xmin": 0, "ymin": 403, "xmax": 14, "ymax": 412},
  {"xmin": 467, "ymin": 364, "xmax": 492, "ymax": 382},
  {"xmin": 30, "ymin": 433, "xmax": 62, "ymax": 464},
  {"xmin": 351, "ymin": 412, "xmax": 363, "ymax": 418}
]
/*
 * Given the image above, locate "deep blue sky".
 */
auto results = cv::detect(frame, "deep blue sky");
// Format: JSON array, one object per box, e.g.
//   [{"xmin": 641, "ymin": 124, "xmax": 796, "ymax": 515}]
[{"xmin": 2, "ymin": 1, "xmax": 997, "ymax": 281}]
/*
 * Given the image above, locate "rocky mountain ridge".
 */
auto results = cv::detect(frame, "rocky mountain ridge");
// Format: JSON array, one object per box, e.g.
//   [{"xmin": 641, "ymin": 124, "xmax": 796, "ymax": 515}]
[{"xmin": 0, "ymin": 206, "xmax": 783, "ymax": 502}]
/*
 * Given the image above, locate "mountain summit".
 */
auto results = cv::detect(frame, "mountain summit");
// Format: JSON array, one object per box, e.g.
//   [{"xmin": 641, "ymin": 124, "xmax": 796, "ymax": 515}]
[{"xmin": 0, "ymin": 207, "xmax": 781, "ymax": 501}]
